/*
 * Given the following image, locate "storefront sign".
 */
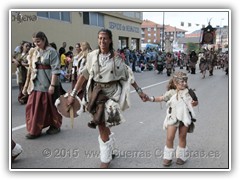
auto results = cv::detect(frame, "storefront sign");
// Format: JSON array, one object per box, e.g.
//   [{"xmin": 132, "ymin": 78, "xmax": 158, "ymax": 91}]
[{"xmin": 109, "ymin": 22, "xmax": 140, "ymax": 33}]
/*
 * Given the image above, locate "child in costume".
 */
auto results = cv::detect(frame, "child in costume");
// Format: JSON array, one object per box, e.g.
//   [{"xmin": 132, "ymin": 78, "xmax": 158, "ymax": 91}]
[{"xmin": 147, "ymin": 71, "xmax": 198, "ymax": 166}]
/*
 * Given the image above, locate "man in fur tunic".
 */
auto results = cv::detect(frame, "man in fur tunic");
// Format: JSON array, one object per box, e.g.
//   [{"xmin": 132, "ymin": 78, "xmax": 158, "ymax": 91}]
[{"xmin": 67, "ymin": 29, "xmax": 147, "ymax": 168}]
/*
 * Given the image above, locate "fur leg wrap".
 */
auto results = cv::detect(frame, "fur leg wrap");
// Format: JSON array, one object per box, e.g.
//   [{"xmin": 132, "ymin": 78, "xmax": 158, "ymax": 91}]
[
  {"xmin": 109, "ymin": 132, "xmax": 116, "ymax": 154},
  {"xmin": 98, "ymin": 135, "xmax": 114, "ymax": 163},
  {"xmin": 176, "ymin": 146, "xmax": 189, "ymax": 161},
  {"xmin": 163, "ymin": 146, "xmax": 175, "ymax": 160}
]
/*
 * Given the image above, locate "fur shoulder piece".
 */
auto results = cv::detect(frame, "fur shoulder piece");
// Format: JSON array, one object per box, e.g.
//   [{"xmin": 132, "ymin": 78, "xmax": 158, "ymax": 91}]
[
  {"xmin": 23, "ymin": 47, "xmax": 38, "ymax": 95},
  {"xmin": 29, "ymin": 47, "xmax": 36, "ymax": 56}
]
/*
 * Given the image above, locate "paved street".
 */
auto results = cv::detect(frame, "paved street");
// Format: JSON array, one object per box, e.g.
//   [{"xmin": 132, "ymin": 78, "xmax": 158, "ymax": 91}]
[{"xmin": 10, "ymin": 67, "xmax": 229, "ymax": 169}]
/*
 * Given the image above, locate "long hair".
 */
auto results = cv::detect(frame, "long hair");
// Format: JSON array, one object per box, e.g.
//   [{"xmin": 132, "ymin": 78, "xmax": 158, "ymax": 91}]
[
  {"xmin": 75, "ymin": 43, "xmax": 81, "ymax": 55},
  {"xmin": 33, "ymin": 31, "xmax": 49, "ymax": 50},
  {"xmin": 97, "ymin": 28, "xmax": 114, "ymax": 58},
  {"xmin": 80, "ymin": 41, "xmax": 92, "ymax": 58},
  {"xmin": 50, "ymin": 42, "xmax": 57, "ymax": 50},
  {"xmin": 167, "ymin": 78, "xmax": 177, "ymax": 91}
]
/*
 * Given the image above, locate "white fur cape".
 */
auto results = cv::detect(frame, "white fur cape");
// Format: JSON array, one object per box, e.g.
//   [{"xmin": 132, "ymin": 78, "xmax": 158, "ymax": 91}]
[{"xmin": 163, "ymin": 88, "xmax": 196, "ymax": 130}]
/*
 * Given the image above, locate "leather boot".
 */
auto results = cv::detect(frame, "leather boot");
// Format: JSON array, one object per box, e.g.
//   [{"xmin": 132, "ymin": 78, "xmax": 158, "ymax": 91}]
[
  {"xmin": 100, "ymin": 162, "xmax": 110, "ymax": 168},
  {"xmin": 176, "ymin": 146, "xmax": 189, "ymax": 165},
  {"xmin": 163, "ymin": 159, "xmax": 172, "ymax": 166},
  {"xmin": 163, "ymin": 146, "xmax": 175, "ymax": 167}
]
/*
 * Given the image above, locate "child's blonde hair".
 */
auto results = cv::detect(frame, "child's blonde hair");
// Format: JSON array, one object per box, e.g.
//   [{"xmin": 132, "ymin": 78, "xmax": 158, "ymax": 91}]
[
  {"xmin": 173, "ymin": 71, "xmax": 188, "ymax": 84},
  {"xmin": 167, "ymin": 71, "xmax": 188, "ymax": 91},
  {"xmin": 167, "ymin": 79, "xmax": 176, "ymax": 90}
]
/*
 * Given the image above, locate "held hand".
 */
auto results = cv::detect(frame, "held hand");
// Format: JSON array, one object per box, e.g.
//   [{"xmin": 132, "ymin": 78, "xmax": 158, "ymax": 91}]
[
  {"xmin": 67, "ymin": 95, "xmax": 75, "ymax": 106},
  {"xmin": 22, "ymin": 88, "xmax": 27, "ymax": 96},
  {"xmin": 138, "ymin": 92, "xmax": 149, "ymax": 102},
  {"xmin": 191, "ymin": 100, "xmax": 198, "ymax": 107},
  {"xmin": 144, "ymin": 95, "xmax": 151, "ymax": 102},
  {"xmin": 142, "ymin": 94, "xmax": 152, "ymax": 102},
  {"xmin": 48, "ymin": 86, "xmax": 55, "ymax": 95}
]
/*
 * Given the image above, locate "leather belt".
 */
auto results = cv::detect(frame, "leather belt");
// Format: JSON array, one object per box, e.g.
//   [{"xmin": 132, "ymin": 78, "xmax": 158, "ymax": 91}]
[
  {"xmin": 36, "ymin": 64, "xmax": 51, "ymax": 69},
  {"xmin": 94, "ymin": 81, "xmax": 118, "ymax": 88}
]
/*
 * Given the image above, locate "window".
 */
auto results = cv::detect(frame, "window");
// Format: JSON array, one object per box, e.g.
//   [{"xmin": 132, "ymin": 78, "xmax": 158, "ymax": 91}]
[
  {"xmin": 90, "ymin": 12, "xmax": 98, "ymax": 26},
  {"xmin": 98, "ymin": 14, "xmax": 104, "ymax": 27},
  {"xmin": 83, "ymin": 12, "xmax": 89, "ymax": 24},
  {"xmin": 135, "ymin": 12, "xmax": 140, "ymax": 19},
  {"xmin": 122, "ymin": 12, "xmax": 142, "ymax": 20},
  {"xmin": 36, "ymin": 12, "xmax": 48, "ymax": 18},
  {"xmin": 123, "ymin": 12, "xmax": 135, "ymax": 18},
  {"xmin": 148, "ymin": 28, "xmax": 151, "ymax": 32},
  {"xmin": 61, "ymin": 12, "xmax": 70, "ymax": 22},
  {"xmin": 37, "ymin": 11, "xmax": 70, "ymax": 22},
  {"xmin": 83, "ymin": 12, "xmax": 104, "ymax": 27},
  {"xmin": 49, "ymin": 12, "xmax": 60, "ymax": 20}
]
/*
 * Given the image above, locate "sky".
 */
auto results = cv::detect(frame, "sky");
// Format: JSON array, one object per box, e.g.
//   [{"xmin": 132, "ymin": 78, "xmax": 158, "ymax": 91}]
[{"xmin": 143, "ymin": 10, "xmax": 229, "ymax": 34}]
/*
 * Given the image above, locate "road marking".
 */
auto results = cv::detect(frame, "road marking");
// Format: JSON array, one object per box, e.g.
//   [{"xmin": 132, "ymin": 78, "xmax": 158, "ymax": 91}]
[
  {"xmin": 12, "ymin": 124, "xmax": 26, "ymax": 131},
  {"xmin": 12, "ymin": 80, "xmax": 169, "ymax": 132},
  {"xmin": 130, "ymin": 80, "xmax": 169, "ymax": 93}
]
